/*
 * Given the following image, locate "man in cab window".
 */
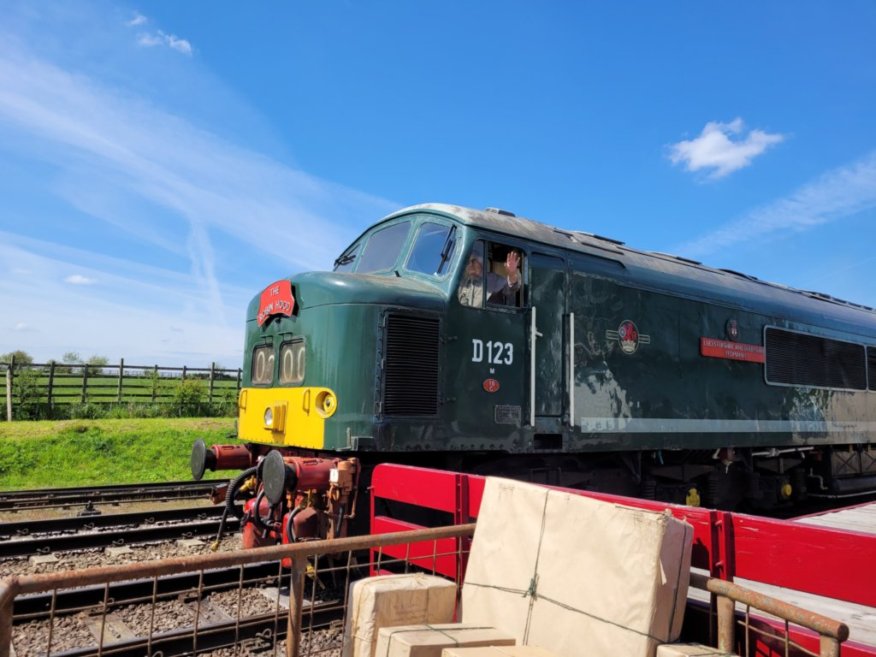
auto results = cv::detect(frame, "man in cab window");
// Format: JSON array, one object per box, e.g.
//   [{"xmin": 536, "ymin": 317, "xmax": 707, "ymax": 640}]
[{"xmin": 457, "ymin": 246, "xmax": 522, "ymax": 307}]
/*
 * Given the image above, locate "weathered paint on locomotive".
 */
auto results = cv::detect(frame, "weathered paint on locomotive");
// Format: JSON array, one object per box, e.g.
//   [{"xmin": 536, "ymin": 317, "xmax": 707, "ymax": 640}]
[{"xmin": 237, "ymin": 204, "xmax": 876, "ymax": 465}]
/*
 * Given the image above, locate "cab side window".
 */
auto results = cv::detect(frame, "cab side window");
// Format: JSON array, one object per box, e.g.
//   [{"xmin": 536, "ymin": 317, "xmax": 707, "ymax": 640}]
[
  {"xmin": 486, "ymin": 243, "xmax": 524, "ymax": 307},
  {"xmin": 456, "ymin": 241, "xmax": 524, "ymax": 309},
  {"xmin": 457, "ymin": 241, "xmax": 486, "ymax": 308}
]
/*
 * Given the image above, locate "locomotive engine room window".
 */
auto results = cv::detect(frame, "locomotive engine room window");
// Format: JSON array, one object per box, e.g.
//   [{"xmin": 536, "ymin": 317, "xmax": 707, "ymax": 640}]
[
  {"xmin": 279, "ymin": 341, "xmax": 305, "ymax": 385},
  {"xmin": 457, "ymin": 240, "xmax": 524, "ymax": 308},
  {"xmin": 356, "ymin": 221, "xmax": 412, "ymax": 273},
  {"xmin": 405, "ymin": 222, "xmax": 457, "ymax": 276},
  {"xmin": 251, "ymin": 345, "xmax": 275, "ymax": 386}
]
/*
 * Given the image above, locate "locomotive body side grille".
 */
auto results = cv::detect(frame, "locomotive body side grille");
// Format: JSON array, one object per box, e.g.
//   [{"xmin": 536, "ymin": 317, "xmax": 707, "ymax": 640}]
[
  {"xmin": 382, "ymin": 314, "xmax": 440, "ymax": 416},
  {"xmin": 765, "ymin": 327, "xmax": 867, "ymax": 391}
]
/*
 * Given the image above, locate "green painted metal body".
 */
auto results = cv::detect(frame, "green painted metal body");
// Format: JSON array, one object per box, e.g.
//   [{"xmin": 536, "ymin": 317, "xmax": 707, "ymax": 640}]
[{"xmin": 241, "ymin": 204, "xmax": 876, "ymax": 459}]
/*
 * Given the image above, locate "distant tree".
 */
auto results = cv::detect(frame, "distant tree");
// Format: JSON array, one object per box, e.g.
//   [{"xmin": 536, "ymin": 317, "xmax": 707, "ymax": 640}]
[
  {"xmin": 0, "ymin": 350, "xmax": 34, "ymax": 365},
  {"xmin": 53, "ymin": 352, "xmax": 84, "ymax": 375},
  {"xmin": 86, "ymin": 355, "xmax": 110, "ymax": 377}
]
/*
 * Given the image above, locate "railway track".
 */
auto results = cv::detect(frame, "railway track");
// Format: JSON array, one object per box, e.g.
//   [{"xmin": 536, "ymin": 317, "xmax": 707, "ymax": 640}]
[
  {"xmin": 13, "ymin": 562, "xmax": 283, "ymax": 620},
  {"xmin": 43, "ymin": 607, "xmax": 342, "ymax": 657},
  {"xmin": 0, "ymin": 511, "xmax": 239, "ymax": 559},
  {"xmin": 0, "ymin": 480, "xmax": 222, "ymax": 511},
  {"xmin": 12, "ymin": 563, "xmax": 344, "ymax": 657}
]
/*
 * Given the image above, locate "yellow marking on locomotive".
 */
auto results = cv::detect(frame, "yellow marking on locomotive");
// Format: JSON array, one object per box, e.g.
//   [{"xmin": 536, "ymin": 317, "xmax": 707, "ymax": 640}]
[{"xmin": 237, "ymin": 386, "xmax": 338, "ymax": 448}]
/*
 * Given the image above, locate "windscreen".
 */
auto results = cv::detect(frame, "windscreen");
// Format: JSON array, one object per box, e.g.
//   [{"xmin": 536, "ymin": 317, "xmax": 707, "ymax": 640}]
[
  {"xmin": 406, "ymin": 222, "xmax": 456, "ymax": 275},
  {"xmin": 356, "ymin": 221, "xmax": 412, "ymax": 273}
]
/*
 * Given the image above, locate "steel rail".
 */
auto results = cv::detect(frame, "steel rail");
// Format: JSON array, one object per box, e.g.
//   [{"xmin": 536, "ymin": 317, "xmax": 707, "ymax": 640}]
[
  {"xmin": 0, "ymin": 480, "xmax": 222, "ymax": 511},
  {"xmin": 0, "ymin": 504, "xmax": 223, "ymax": 537},
  {"xmin": 0, "ymin": 518, "xmax": 240, "ymax": 559},
  {"xmin": 12, "ymin": 561, "xmax": 281, "ymax": 621}
]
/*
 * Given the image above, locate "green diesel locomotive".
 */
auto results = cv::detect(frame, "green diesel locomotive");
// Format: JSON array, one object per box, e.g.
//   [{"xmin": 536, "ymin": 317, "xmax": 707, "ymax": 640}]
[{"xmin": 193, "ymin": 203, "xmax": 876, "ymax": 545}]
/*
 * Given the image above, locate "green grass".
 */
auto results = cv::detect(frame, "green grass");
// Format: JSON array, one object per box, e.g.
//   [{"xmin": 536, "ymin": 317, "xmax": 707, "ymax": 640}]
[{"xmin": 0, "ymin": 418, "xmax": 240, "ymax": 489}]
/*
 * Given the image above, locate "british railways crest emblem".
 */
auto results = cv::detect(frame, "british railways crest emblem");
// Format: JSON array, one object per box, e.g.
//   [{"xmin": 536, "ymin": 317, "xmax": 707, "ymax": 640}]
[{"xmin": 606, "ymin": 320, "xmax": 651, "ymax": 354}]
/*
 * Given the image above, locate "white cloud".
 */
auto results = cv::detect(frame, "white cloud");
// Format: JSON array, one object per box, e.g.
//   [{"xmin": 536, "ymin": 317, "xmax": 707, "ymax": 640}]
[
  {"xmin": 0, "ymin": 42, "xmax": 394, "ymax": 305},
  {"xmin": 676, "ymin": 150, "xmax": 876, "ymax": 257},
  {"xmin": 65, "ymin": 274, "xmax": 95, "ymax": 285},
  {"xmin": 0, "ymin": 235, "xmax": 250, "ymax": 365},
  {"xmin": 0, "ymin": 33, "xmax": 397, "ymax": 364},
  {"xmin": 669, "ymin": 118, "xmax": 784, "ymax": 179},
  {"xmin": 138, "ymin": 30, "xmax": 193, "ymax": 56},
  {"xmin": 126, "ymin": 13, "xmax": 147, "ymax": 27}
]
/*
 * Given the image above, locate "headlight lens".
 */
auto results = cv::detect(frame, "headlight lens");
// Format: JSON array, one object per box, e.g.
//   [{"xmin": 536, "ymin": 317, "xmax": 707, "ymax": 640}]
[{"xmin": 264, "ymin": 407, "xmax": 274, "ymax": 427}]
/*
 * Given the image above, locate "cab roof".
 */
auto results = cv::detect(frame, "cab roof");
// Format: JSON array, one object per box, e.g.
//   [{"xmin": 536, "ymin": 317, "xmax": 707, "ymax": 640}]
[{"xmin": 382, "ymin": 203, "xmax": 876, "ymax": 336}]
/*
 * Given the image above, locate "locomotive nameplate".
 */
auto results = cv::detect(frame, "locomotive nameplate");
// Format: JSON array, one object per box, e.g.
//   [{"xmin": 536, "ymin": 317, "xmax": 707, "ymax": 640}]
[
  {"xmin": 495, "ymin": 405, "xmax": 522, "ymax": 426},
  {"xmin": 257, "ymin": 280, "xmax": 295, "ymax": 326},
  {"xmin": 700, "ymin": 337, "xmax": 765, "ymax": 363}
]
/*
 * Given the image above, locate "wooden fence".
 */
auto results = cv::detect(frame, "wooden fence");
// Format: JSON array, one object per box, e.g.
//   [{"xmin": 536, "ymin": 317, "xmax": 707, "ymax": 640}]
[{"xmin": 1, "ymin": 359, "xmax": 242, "ymax": 421}]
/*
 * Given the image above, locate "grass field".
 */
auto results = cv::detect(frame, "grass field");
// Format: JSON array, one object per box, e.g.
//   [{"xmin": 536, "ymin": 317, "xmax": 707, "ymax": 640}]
[{"xmin": 0, "ymin": 418, "xmax": 240, "ymax": 489}]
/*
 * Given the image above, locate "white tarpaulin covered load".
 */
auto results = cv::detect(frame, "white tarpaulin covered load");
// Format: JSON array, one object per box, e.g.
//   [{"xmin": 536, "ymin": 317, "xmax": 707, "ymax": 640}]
[
  {"xmin": 375, "ymin": 623, "xmax": 515, "ymax": 657},
  {"xmin": 343, "ymin": 574, "xmax": 458, "ymax": 657},
  {"xmin": 462, "ymin": 477, "xmax": 693, "ymax": 657}
]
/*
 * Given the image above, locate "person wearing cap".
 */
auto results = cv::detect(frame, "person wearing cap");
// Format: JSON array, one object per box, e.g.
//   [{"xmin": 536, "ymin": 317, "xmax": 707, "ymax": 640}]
[{"xmin": 458, "ymin": 249, "xmax": 521, "ymax": 307}]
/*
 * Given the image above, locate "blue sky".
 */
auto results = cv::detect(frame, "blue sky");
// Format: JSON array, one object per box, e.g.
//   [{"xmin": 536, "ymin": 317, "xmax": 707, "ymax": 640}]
[{"xmin": 1, "ymin": 1, "xmax": 875, "ymax": 366}]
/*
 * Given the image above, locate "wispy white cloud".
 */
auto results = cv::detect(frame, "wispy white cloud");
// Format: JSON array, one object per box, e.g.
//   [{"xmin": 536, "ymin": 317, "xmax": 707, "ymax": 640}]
[
  {"xmin": 0, "ymin": 233, "xmax": 251, "ymax": 365},
  {"xmin": 676, "ymin": 150, "xmax": 876, "ymax": 257},
  {"xmin": 137, "ymin": 30, "xmax": 193, "ymax": 56},
  {"xmin": 0, "ymin": 25, "xmax": 396, "ymax": 364},
  {"xmin": 669, "ymin": 118, "xmax": 784, "ymax": 179},
  {"xmin": 126, "ymin": 13, "xmax": 147, "ymax": 27},
  {"xmin": 64, "ymin": 274, "xmax": 95, "ymax": 285}
]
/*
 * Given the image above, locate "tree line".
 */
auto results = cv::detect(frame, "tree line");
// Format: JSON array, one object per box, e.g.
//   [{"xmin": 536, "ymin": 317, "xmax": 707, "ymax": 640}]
[{"xmin": 1, "ymin": 350, "xmax": 111, "ymax": 376}]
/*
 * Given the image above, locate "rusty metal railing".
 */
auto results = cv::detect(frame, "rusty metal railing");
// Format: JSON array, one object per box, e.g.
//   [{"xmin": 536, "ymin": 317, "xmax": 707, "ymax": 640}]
[
  {"xmin": 0, "ymin": 525, "xmax": 850, "ymax": 657},
  {"xmin": 0, "ymin": 524, "xmax": 474, "ymax": 657},
  {"xmin": 690, "ymin": 572, "xmax": 850, "ymax": 657}
]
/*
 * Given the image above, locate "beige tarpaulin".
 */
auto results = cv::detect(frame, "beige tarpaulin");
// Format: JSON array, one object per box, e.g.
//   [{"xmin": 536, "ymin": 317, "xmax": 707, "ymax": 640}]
[
  {"xmin": 462, "ymin": 477, "xmax": 693, "ymax": 657},
  {"xmin": 343, "ymin": 574, "xmax": 458, "ymax": 657}
]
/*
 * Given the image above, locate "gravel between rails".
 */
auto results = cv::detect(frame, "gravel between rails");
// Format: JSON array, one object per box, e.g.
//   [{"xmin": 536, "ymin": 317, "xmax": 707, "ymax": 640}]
[
  {"xmin": 0, "ymin": 534, "xmax": 243, "ymax": 578},
  {"xmin": 4, "ymin": 532, "xmax": 347, "ymax": 657},
  {"xmin": 11, "ymin": 584, "xmax": 345, "ymax": 657}
]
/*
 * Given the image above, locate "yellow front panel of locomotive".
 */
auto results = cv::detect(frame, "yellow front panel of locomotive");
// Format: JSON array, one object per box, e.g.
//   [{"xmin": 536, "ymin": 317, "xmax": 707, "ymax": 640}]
[{"xmin": 237, "ymin": 386, "xmax": 337, "ymax": 449}]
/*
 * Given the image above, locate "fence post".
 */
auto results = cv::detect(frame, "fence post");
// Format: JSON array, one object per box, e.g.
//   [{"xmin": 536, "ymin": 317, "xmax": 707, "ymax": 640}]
[
  {"xmin": 80, "ymin": 363, "xmax": 88, "ymax": 404},
  {"xmin": 0, "ymin": 577, "xmax": 20, "ymax": 657},
  {"xmin": 182, "ymin": 366, "xmax": 187, "ymax": 381},
  {"xmin": 820, "ymin": 635, "xmax": 841, "ymax": 657},
  {"xmin": 716, "ymin": 594, "xmax": 736, "ymax": 654},
  {"xmin": 47, "ymin": 361, "xmax": 55, "ymax": 412},
  {"xmin": 286, "ymin": 556, "xmax": 306, "ymax": 657},
  {"xmin": 117, "ymin": 358, "xmax": 124, "ymax": 403},
  {"xmin": 209, "ymin": 362, "xmax": 215, "ymax": 404},
  {"xmin": 152, "ymin": 365, "xmax": 159, "ymax": 402},
  {"xmin": 4, "ymin": 359, "xmax": 12, "ymax": 422}
]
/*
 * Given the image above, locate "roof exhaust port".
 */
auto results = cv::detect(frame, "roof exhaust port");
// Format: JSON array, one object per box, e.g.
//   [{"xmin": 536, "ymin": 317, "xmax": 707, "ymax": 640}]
[{"xmin": 484, "ymin": 207, "xmax": 516, "ymax": 217}]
